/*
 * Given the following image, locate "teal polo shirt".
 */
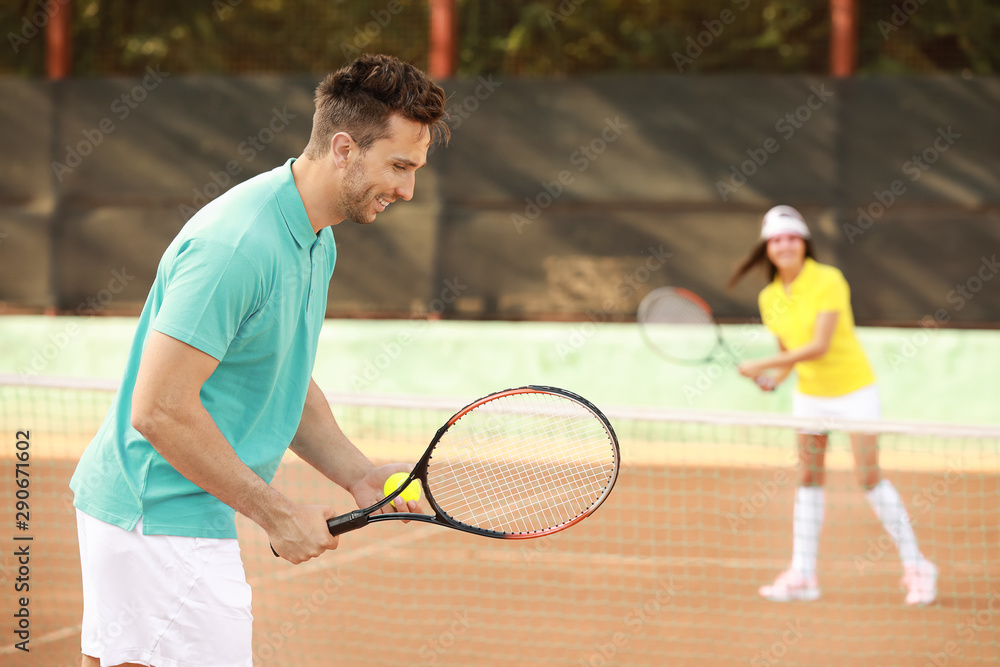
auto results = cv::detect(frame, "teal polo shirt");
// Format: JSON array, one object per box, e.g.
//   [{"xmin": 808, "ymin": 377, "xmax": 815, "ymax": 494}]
[{"xmin": 70, "ymin": 159, "xmax": 336, "ymax": 538}]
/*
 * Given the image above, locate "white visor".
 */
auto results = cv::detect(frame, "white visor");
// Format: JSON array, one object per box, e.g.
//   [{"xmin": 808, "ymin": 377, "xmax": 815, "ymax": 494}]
[{"xmin": 760, "ymin": 205, "xmax": 810, "ymax": 240}]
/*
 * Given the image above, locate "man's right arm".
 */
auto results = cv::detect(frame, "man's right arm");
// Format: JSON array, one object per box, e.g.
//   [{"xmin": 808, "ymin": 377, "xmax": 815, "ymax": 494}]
[{"xmin": 131, "ymin": 330, "xmax": 338, "ymax": 563}]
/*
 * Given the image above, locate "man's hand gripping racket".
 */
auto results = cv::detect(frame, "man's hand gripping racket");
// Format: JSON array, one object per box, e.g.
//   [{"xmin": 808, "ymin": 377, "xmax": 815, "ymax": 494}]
[{"xmin": 272, "ymin": 385, "xmax": 619, "ymax": 557}]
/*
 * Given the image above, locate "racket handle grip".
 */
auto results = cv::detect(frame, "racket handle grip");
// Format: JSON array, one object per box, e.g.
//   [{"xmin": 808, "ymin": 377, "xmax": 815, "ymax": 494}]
[
  {"xmin": 271, "ymin": 509, "xmax": 369, "ymax": 557},
  {"xmin": 327, "ymin": 509, "xmax": 371, "ymax": 537}
]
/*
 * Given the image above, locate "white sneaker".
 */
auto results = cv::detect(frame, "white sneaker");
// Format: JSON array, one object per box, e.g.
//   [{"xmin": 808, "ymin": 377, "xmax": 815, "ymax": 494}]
[
  {"xmin": 902, "ymin": 560, "xmax": 938, "ymax": 606},
  {"xmin": 759, "ymin": 569, "xmax": 821, "ymax": 602}
]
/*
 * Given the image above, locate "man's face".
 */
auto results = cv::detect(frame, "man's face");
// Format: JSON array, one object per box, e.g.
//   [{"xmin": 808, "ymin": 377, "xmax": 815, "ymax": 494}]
[{"xmin": 338, "ymin": 115, "xmax": 431, "ymax": 225}]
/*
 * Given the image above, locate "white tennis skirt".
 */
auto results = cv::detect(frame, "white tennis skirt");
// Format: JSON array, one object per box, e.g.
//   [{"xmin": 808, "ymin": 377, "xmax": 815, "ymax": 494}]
[
  {"xmin": 76, "ymin": 509, "xmax": 253, "ymax": 667},
  {"xmin": 792, "ymin": 383, "xmax": 881, "ymax": 434}
]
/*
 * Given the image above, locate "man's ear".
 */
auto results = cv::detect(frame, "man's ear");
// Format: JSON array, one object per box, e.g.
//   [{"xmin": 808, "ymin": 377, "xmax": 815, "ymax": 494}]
[{"xmin": 330, "ymin": 132, "xmax": 353, "ymax": 169}]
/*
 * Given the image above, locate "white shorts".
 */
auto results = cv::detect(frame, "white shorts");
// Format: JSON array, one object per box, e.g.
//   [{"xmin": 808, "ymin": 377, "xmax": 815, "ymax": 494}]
[
  {"xmin": 792, "ymin": 383, "xmax": 880, "ymax": 434},
  {"xmin": 76, "ymin": 509, "xmax": 253, "ymax": 667}
]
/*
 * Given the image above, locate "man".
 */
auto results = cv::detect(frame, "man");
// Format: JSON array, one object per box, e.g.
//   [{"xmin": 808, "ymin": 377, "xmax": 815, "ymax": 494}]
[{"xmin": 69, "ymin": 54, "xmax": 450, "ymax": 666}]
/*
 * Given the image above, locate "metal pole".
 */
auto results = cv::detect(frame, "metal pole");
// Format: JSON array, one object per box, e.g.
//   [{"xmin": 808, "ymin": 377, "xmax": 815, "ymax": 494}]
[
  {"xmin": 830, "ymin": 0, "xmax": 857, "ymax": 77},
  {"xmin": 429, "ymin": 0, "xmax": 456, "ymax": 79},
  {"xmin": 47, "ymin": 0, "xmax": 73, "ymax": 80},
  {"xmin": 830, "ymin": 0, "xmax": 856, "ymax": 315},
  {"xmin": 47, "ymin": 0, "xmax": 73, "ymax": 313}
]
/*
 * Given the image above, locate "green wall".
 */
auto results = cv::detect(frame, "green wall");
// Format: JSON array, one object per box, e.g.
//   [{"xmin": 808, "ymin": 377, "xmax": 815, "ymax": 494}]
[{"xmin": 0, "ymin": 316, "xmax": 996, "ymax": 426}]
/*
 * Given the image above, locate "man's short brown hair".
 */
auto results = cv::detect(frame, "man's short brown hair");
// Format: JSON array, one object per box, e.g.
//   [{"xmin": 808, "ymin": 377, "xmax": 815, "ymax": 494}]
[{"xmin": 304, "ymin": 54, "xmax": 449, "ymax": 158}]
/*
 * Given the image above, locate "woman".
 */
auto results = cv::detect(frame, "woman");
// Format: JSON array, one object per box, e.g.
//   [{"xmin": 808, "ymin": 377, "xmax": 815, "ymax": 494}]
[{"xmin": 729, "ymin": 205, "xmax": 937, "ymax": 605}]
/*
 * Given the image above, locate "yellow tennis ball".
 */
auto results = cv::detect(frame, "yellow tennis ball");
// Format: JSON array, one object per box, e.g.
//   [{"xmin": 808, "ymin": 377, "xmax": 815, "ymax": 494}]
[{"xmin": 384, "ymin": 472, "xmax": 420, "ymax": 502}]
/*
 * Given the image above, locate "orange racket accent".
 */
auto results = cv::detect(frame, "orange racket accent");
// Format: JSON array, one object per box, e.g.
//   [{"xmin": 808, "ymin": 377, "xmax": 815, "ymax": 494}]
[{"xmin": 671, "ymin": 287, "xmax": 713, "ymax": 317}]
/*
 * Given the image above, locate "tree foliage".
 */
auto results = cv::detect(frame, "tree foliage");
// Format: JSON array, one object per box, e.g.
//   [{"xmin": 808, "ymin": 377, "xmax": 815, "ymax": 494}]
[
  {"xmin": 1, "ymin": 0, "xmax": 997, "ymax": 77},
  {"xmin": 858, "ymin": 0, "xmax": 1000, "ymax": 75}
]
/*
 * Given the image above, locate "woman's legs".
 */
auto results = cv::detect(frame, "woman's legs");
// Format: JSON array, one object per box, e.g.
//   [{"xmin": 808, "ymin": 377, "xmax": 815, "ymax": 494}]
[
  {"xmin": 853, "ymin": 433, "xmax": 937, "ymax": 604},
  {"xmin": 853, "ymin": 432, "xmax": 921, "ymax": 566},
  {"xmin": 791, "ymin": 432, "xmax": 827, "ymax": 579},
  {"xmin": 850, "ymin": 431, "xmax": 880, "ymax": 490},
  {"xmin": 759, "ymin": 432, "xmax": 827, "ymax": 601}
]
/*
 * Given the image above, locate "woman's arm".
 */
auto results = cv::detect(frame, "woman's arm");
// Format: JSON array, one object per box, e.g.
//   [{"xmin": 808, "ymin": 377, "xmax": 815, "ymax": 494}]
[
  {"xmin": 749, "ymin": 340, "xmax": 790, "ymax": 391},
  {"xmin": 739, "ymin": 311, "xmax": 839, "ymax": 379}
]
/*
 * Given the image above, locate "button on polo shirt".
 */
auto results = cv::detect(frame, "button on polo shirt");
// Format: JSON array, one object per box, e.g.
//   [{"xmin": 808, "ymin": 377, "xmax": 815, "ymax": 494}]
[{"xmin": 71, "ymin": 159, "xmax": 336, "ymax": 538}]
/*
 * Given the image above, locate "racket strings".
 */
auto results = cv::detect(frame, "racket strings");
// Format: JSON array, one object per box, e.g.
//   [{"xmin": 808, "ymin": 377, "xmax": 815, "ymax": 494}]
[
  {"xmin": 445, "ymin": 419, "xmax": 600, "ymax": 530},
  {"xmin": 432, "ymin": 434, "xmax": 608, "ymax": 533},
  {"xmin": 639, "ymin": 289, "xmax": 721, "ymax": 361},
  {"xmin": 426, "ymin": 391, "xmax": 617, "ymax": 535},
  {"xmin": 641, "ymin": 291, "xmax": 713, "ymax": 326}
]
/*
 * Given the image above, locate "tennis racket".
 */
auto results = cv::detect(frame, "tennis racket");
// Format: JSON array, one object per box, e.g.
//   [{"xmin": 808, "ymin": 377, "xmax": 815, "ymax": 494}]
[
  {"xmin": 273, "ymin": 385, "xmax": 619, "ymax": 554},
  {"xmin": 638, "ymin": 287, "xmax": 777, "ymax": 389},
  {"xmin": 637, "ymin": 286, "xmax": 738, "ymax": 365}
]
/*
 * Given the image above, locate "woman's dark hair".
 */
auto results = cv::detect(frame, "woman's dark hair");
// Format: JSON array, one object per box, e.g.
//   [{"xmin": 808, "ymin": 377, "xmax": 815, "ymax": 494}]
[
  {"xmin": 304, "ymin": 54, "xmax": 450, "ymax": 158},
  {"xmin": 727, "ymin": 238, "xmax": 816, "ymax": 289}
]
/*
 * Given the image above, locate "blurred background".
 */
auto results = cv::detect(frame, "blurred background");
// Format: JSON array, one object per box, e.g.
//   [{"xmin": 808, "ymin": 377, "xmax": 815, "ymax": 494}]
[
  {"xmin": 3, "ymin": 3, "xmax": 1000, "ymax": 667},
  {"xmin": 1, "ymin": 0, "xmax": 998, "ymax": 324}
]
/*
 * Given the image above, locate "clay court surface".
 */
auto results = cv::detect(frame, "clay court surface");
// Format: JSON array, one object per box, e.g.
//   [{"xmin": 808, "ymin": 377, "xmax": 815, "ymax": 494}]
[{"xmin": 3, "ymin": 447, "xmax": 999, "ymax": 667}]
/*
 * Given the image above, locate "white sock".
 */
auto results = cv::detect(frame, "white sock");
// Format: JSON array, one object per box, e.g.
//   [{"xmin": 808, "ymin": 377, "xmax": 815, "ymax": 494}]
[
  {"xmin": 866, "ymin": 479, "xmax": 922, "ymax": 567},
  {"xmin": 790, "ymin": 486, "xmax": 825, "ymax": 578}
]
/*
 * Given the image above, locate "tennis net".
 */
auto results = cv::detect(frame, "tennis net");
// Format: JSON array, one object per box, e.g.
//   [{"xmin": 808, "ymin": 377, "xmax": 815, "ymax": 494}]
[{"xmin": 1, "ymin": 374, "xmax": 999, "ymax": 666}]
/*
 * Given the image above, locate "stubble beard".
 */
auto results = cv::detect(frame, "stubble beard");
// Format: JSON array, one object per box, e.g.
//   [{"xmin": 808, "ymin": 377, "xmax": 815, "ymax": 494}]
[{"xmin": 339, "ymin": 158, "xmax": 377, "ymax": 225}]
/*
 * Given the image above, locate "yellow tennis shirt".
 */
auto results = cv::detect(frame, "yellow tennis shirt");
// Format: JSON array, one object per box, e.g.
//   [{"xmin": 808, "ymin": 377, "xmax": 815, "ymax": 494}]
[{"xmin": 758, "ymin": 258, "xmax": 875, "ymax": 397}]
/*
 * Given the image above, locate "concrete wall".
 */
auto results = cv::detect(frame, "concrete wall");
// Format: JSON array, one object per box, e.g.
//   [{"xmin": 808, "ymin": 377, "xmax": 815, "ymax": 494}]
[{"xmin": 1, "ymin": 316, "xmax": 996, "ymax": 426}]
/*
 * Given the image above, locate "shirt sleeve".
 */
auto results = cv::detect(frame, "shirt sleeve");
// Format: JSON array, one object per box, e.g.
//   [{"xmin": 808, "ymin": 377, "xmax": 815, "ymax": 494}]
[
  {"xmin": 758, "ymin": 288, "xmax": 774, "ymax": 331},
  {"xmin": 152, "ymin": 239, "xmax": 267, "ymax": 361},
  {"xmin": 816, "ymin": 270, "xmax": 850, "ymax": 314}
]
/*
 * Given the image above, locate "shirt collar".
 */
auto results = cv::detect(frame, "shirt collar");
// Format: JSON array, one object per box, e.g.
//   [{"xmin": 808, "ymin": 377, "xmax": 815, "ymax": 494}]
[
  {"xmin": 271, "ymin": 158, "xmax": 317, "ymax": 249},
  {"xmin": 773, "ymin": 257, "xmax": 816, "ymax": 295},
  {"xmin": 798, "ymin": 257, "xmax": 818, "ymax": 285}
]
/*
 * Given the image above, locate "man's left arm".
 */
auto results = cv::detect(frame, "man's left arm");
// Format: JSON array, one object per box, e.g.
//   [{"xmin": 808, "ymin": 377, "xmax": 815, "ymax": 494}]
[{"xmin": 289, "ymin": 378, "xmax": 419, "ymax": 515}]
